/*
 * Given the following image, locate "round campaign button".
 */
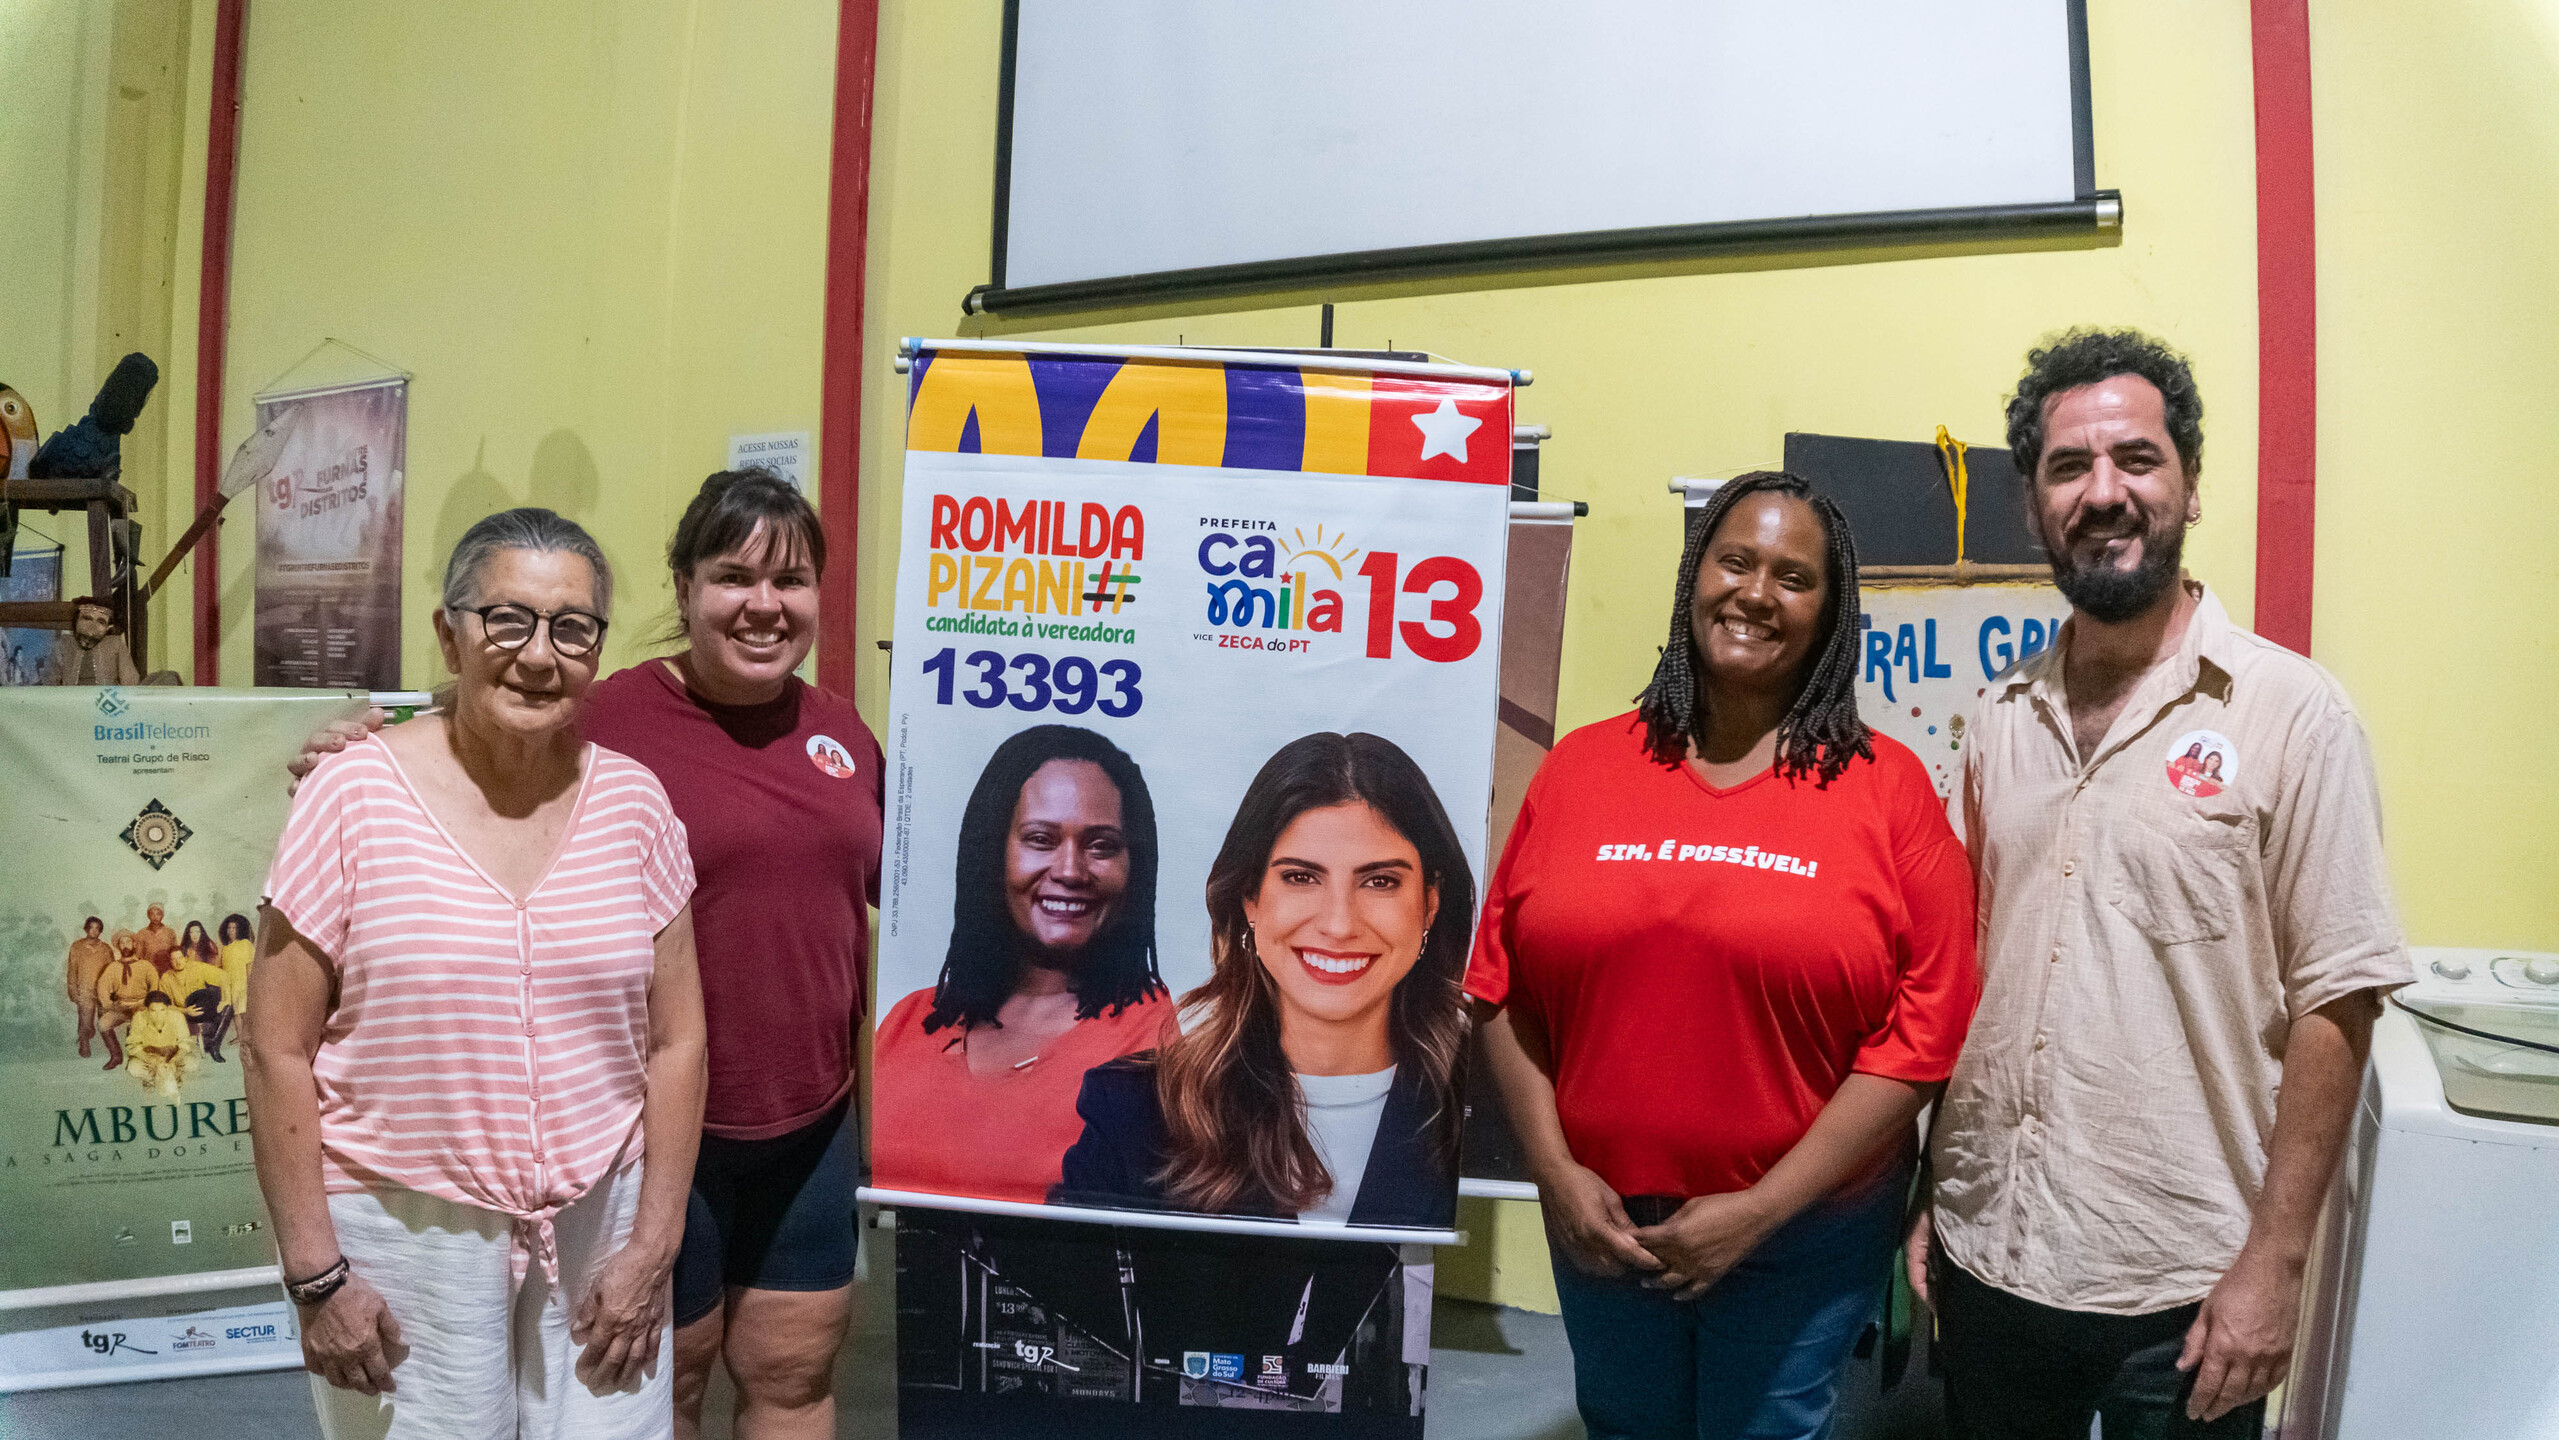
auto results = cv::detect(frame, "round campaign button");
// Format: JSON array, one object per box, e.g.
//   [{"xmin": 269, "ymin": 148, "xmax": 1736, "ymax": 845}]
[
  {"xmin": 806, "ymin": 734, "xmax": 857, "ymax": 780},
  {"xmin": 2163, "ymin": 729, "xmax": 2238, "ymax": 799}
]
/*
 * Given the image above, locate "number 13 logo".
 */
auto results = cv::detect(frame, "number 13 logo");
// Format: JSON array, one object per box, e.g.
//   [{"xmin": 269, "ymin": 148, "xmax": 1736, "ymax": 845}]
[{"xmin": 1356, "ymin": 552, "xmax": 1483, "ymax": 663}]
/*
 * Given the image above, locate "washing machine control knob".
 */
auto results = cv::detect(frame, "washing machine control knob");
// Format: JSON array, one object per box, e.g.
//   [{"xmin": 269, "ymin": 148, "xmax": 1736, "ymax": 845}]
[
  {"xmin": 2524, "ymin": 958, "xmax": 2559, "ymax": 986},
  {"xmin": 2432, "ymin": 957, "xmax": 2472, "ymax": 981}
]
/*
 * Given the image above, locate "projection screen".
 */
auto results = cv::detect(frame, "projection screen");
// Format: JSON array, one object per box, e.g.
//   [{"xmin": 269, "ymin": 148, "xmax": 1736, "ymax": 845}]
[{"xmin": 972, "ymin": 0, "xmax": 2112, "ymax": 316}]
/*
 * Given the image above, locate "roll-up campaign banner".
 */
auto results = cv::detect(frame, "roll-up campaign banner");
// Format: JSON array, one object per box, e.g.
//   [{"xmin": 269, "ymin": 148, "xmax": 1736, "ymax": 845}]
[
  {"xmin": 870, "ymin": 342, "xmax": 1514, "ymax": 1438},
  {"xmin": 1459, "ymin": 510, "xmax": 1577, "ymax": 1193},
  {"xmin": 0, "ymin": 686, "xmax": 366, "ymax": 1389}
]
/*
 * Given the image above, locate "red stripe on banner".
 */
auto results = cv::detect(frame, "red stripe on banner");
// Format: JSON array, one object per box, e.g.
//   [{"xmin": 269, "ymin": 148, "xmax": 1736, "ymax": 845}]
[
  {"xmin": 1362, "ymin": 377, "xmax": 1513, "ymax": 486},
  {"xmin": 192, "ymin": 0, "xmax": 248, "ymax": 684},
  {"xmin": 2251, "ymin": 0, "xmax": 2317, "ymax": 654},
  {"xmin": 816, "ymin": 0, "xmax": 881, "ymax": 700}
]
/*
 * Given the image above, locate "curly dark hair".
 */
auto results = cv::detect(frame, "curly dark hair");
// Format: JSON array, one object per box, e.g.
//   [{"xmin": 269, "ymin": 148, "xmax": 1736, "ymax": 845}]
[
  {"xmin": 2005, "ymin": 327, "xmax": 2204, "ymax": 480},
  {"xmin": 1634, "ymin": 471, "xmax": 1871, "ymax": 786},
  {"xmin": 923, "ymin": 725, "xmax": 1164, "ymax": 1034}
]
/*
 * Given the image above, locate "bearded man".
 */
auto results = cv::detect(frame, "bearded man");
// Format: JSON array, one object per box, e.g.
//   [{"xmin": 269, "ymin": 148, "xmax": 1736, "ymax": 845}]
[{"xmin": 1906, "ymin": 330, "xmax": 2411, "ymax": 1438}]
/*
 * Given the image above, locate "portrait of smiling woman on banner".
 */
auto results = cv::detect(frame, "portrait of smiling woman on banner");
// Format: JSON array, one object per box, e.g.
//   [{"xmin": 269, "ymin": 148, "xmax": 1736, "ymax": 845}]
[
  {"xmin": 1056, "ymin": 730, "xmax": 1472, "ymax": 1229},
  {"xmin": 872, "ymin": 725, "xmax": 1175, "ymax": 1203}
]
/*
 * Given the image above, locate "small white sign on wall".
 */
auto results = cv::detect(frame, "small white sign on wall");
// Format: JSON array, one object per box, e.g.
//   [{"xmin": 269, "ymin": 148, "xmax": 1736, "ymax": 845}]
[{"xmin": 728, "ymin": 431, "xmax": 811, "ymax": 491}]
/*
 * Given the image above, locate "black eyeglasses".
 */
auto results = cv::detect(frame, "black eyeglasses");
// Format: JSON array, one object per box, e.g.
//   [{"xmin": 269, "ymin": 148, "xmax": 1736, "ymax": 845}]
[{"xmin": 449, "ymin": 603, "xmax": 608, "ymax": 658}]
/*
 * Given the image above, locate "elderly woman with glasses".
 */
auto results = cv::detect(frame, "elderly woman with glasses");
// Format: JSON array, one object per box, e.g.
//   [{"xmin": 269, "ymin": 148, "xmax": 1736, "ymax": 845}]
[{"xmin": 246, "ymin": 507, "xmax": 707, "ymax": 1440}]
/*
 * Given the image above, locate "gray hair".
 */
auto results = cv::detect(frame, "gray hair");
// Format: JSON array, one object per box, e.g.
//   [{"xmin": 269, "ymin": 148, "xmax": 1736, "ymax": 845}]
[{"xmin": 440, "ymin": 508, "xmax": 614, "ymax": 616}]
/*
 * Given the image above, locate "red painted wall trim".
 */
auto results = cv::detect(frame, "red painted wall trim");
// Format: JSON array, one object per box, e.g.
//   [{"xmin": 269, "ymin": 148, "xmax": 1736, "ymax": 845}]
[
  {"xmin": 2251, "ymin": 0, "xmax": 2317, "ymax": 653},
  {"xmin": 191, "ymin": 0, "xmax": 247, "ymax": 685},
  {"xmin": 817, "ymin": 0, "xmax": 881, "ymax": 699}
]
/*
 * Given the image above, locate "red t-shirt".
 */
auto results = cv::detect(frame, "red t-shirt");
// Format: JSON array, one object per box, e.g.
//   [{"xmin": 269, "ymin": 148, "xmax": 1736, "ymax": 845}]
[
  {"xmin": 870, "ymin": 985, "xmax": 1175, "ymax": 1204},
  {"xmin": 582, "ymin": 661, "xmax": 884, "ymax": 1139},
  {"xmin": 1466, "ymin": 712, "xmax": 1978, "ymax": 1200}
]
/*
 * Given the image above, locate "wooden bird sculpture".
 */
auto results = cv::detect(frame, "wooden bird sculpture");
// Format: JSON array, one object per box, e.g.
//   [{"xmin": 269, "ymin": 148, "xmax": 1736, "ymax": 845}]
[{"xmin": 0, "ymin": 384, "xmax": 38, "ymax": 481}]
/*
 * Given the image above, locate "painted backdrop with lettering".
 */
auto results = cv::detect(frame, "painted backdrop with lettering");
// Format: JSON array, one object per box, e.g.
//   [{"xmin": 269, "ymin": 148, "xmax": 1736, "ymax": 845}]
[{"xmin": 1856, "ymin": 582, "xmax": 2069, "ymax": 798}]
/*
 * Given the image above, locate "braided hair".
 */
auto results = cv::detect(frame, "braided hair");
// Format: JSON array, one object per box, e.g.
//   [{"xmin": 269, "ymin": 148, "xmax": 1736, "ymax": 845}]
[
  {"xmin": 1634, "ymin": 470, "xmax": 1871, "ymax": 786},
  {"xmin": 923, "ymin": 725, "xmax": 1165, "ymax": 1034}
]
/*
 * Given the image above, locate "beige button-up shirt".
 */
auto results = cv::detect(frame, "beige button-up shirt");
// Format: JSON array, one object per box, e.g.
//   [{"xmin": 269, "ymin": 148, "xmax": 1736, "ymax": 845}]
[{"xmin": 1930, "ymin": 582, "xmax": 2410, "ymax": 1314}]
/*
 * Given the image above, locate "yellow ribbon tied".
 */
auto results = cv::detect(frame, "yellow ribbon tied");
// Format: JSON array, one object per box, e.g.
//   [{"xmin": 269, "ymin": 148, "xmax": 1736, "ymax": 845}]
[{"xmin": 1934, "ymin": 425, "xmax": 1970, "ymax": 568}]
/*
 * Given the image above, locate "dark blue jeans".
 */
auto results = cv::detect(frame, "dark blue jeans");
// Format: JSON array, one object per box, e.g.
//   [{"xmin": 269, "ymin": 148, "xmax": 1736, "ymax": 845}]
[{"xmin": 1550, "ymin": 1168, "xmax": 1907, "ymax": 1440}]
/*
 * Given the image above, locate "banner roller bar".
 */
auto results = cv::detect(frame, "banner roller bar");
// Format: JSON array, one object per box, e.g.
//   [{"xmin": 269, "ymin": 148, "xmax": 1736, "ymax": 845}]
[
  {"xmin": 0, "ymin": 1264, "xmax": 280, "ymax": 1314},
  {"xmin": 859, "ymin": 1187, "xmax": 1463, "ymax": 1247},
  {"xmin": 900, "ymin": 336, "xmax": 1525, "ymax": 387}
]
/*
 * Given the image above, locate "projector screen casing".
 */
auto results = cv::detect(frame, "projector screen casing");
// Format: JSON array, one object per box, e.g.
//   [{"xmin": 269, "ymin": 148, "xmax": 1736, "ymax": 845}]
[{"xmin": 976, "ymin": 0, "xmax": 2108, "ymax": 316}]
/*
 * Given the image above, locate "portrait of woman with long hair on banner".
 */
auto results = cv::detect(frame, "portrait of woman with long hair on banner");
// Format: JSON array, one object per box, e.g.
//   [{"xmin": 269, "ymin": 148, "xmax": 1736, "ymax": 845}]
[
  {"xmin": 873, "ymin": 725, "xmax": 1175, "ymax": 1202},
  {"xmin": 1056, "ymin": 731, "xmax": 1473, "ymax": 1228}
]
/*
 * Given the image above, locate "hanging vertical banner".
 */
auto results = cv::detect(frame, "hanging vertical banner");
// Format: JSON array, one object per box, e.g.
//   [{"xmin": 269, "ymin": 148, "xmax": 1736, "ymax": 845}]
[
  {"xmin": 870, "ymin": 343, "xmax": 1512, "ymax": 1237},
  {"xmin": 252, "ymin": 378, "xmax": 406, "ymax": 689},
  {"xmin": 0, "ymin": 686, "xmax": 366, "ymax": 1307},
  {"xmin": 1460, "ymin": 507, "xmax": 1577, "ymax": 1191},
  {"xmin": 870, "ymin": 341, "xmax": 1511, "ymax": 1438},
  {"xmin": 1855, "ymin": 582, "xmax": 2069, "ymax": 798}
]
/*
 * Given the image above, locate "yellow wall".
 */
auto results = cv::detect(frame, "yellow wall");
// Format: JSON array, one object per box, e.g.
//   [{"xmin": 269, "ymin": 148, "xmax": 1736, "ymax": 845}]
[
  {"xmin": 1, "ymin": 0, "xmax": 197, "ymax": 672},
  {"xmin": 203, "ymin": 0, "xmax": 841, "ymax": 687},
  {"xmin": 0, "ymin": 0, "xmax": 112, "ymax": 475},
  {"xmin": 2311, "ymin": 1, "xmax": 2559, "ymax": 951}
]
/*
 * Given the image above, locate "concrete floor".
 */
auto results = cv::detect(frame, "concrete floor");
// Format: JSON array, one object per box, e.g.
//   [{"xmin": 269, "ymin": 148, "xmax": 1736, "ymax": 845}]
[{"xmin": 0, "ymin": 1228, "xmax": 1954, "ymax": 1439}]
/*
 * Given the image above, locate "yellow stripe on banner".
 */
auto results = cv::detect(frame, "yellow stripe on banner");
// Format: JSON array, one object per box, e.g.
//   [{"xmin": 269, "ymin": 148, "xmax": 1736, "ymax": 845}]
[
  {"xmin": 1299, "ymin": 370, "xmax": 1371, "ymax": 474},
  {"xmin": 1077, "ymin": 362, "xmax": 1227, "ymax": 466},
  {"xmin": 909, "ymin": 352, "xmax": 1044, "ymax": 455}
]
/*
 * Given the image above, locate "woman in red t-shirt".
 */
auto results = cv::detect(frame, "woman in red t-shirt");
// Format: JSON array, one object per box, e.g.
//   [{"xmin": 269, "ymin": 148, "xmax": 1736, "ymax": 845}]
[{"xmin": 1471, "ymin": 471, "xmax": 1979, "ymax": 1440}]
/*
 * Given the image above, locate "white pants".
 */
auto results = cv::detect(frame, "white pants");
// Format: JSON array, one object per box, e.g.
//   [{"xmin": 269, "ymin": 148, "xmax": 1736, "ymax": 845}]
[{"xmin": 312, "ymin": 1164, "xmax": 672, "ymax": 1440}]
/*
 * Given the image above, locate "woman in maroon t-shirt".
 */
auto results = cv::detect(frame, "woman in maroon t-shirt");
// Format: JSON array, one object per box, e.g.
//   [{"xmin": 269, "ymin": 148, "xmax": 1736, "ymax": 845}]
[
  {"xmin": 1471, "ymin": 471, "xmax": 1979, "ymax": 1440},
  {"xmin": 296, "ymin": 471, "xmax": 883, "ymax": 1440}
]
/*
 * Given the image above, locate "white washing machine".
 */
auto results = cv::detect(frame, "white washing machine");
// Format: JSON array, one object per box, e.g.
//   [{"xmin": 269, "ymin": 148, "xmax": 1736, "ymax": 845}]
[{"xmin": 2280, "ymin": 947, "xmax": 2559, "ymax": 1439}]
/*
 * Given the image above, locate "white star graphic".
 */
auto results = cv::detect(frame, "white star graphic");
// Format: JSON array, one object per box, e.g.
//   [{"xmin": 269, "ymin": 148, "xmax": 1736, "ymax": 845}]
[{"xmin": 1410, "ymin": 397, "xmax": 1483, "ymax": 464}]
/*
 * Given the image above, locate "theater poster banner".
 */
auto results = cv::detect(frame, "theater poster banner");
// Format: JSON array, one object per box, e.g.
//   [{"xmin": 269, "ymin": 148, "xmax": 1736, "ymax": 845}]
[
  {"xmin": 0, "ymin": 686, "xmax": 364, "ymax": 1385},
  {"xmin": 1856, "ymin": 582, "xmax": 2069, "ymax": 799},
  {"xmin": 253, "ymin": 378, "xmax": 406, "ymax": 689}
]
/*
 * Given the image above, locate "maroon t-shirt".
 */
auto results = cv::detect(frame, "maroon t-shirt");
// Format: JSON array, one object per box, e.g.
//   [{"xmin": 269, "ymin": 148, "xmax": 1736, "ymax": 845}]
[{"xmin": 582, "ymin": 660, "xmax": 883, "ymax": 1139}]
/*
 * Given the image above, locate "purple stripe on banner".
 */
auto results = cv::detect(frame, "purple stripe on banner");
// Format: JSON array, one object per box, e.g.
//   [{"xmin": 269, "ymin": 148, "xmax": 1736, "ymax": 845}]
[
  {"xmin": 1129, "ymin": 411, "xmax": 1160, "ymax": 465},
  {"xmin": 1223, "ymin": 365, "xmax": 1306, "ymax": 473},
  {"xmin": 907, "ymin": 350, "xmax": 933, "ymax": 405},
  {"xmin": 1027, "ymin": 355, "xmax": 1120, "ymax": 459},
  {"xmin": 956, "ymin": 407, "xmax": 981, "ymax": 454}
]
